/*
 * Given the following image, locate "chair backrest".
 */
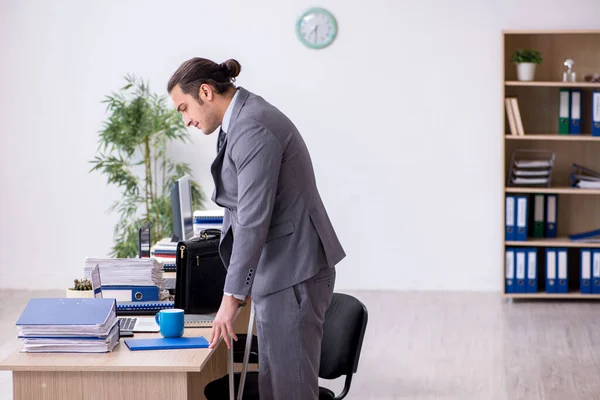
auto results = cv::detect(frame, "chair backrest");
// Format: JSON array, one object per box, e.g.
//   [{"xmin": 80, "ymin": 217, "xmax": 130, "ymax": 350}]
[{"xmin": 319, "ymin": 292, "xmax": 368, "ymax": 380}]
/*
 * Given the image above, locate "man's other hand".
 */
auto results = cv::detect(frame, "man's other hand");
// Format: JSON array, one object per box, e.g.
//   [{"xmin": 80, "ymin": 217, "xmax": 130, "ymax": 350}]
[{"xmin": 209, "ymin": 294, "xmax": 243, "ymax": 349}]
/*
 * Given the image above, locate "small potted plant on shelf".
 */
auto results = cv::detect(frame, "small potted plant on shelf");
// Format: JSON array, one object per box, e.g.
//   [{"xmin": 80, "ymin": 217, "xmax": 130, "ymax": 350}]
[
  {"xmin": 66, "ymin": 278, "xmax": 94, "ymax": 298},
  {"xmin": 512, "ymin": 49, "xmax": 543, "ymax": 81}
]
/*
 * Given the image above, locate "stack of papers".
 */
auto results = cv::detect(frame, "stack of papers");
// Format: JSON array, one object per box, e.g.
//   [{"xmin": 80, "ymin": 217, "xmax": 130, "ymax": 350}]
[
  {"xmin": 510, "ymin": 159, "xmax": 553, "ymax": 185},
  {"xmin": 16, "ymin": 298, "xmax": 120, "ymax": 353},
  {"xmin": 83, "ymin": 258, "xmax": 164, "ymax": 289}
]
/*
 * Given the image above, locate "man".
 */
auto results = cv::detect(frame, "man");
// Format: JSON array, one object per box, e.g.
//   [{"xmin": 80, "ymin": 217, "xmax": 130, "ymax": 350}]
[{"xmin": 167, "ymin": 57, "xmax": 346, "ymax": 400}]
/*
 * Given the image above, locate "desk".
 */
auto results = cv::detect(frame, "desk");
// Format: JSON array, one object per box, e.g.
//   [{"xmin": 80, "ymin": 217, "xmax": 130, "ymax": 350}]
[{"xmin": 0, "ymin": 304, "xmax": 251, "ymax": 400}]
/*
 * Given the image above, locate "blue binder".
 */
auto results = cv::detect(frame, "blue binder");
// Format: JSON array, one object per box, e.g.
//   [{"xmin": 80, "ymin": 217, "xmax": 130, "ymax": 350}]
[
  {"xmin": 101, "ymin": 286, "xmax": 159, "ymax": 302},
  {"xmin": 505, "ymin": 247, "xmax": 515, "ymax": 294},
  {"xmin": 593, "ymin": 250, "xmax": 600, "ymax": 294},
  {"xmin": 515, "ymin": 195, "xmax": 528, "ymax": 241},
  {"xmin": 580, "ymin": 249, "xmax": 592, "ymax": 294},
  {"xmin": 570, "ymin": 89, "xmax": 582, "ymax": 134},
  {"xmin": 16, "ymin": 298, "xmax": 116, "ymax": 327},
  {"xmin": 124, "ymin": 336, "xmax": 209, "ymax": 351},
  {"xmin": 545, "ymin": 195, "xmax": 558, "ymax": 238},
  {"xmin": 556, "ymin": 248, "xmax": 568, "ymax": 293},
  {"xmin": 505, "ymin": 196, "xmax": 516, "ymax": 241},
  {"xmin": 545, "ymin": 248, "xmax": 557, "ymax": 293},
  {"xmin": 515, "ymin": 248, "xmax": 527, "ymax": 293},
  {"xmin": 526, "ymin": 248, "xmax": 538, "ymax": 293},
  {"xmin": 593, "ymin": 91, "xmax": 600, "ymax": 137}
]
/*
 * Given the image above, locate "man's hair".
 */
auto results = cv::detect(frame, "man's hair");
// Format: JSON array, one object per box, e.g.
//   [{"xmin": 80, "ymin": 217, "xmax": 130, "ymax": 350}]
[{"xmin": 167, "ymin": 57, "xmax": 241, "ymax": 103}]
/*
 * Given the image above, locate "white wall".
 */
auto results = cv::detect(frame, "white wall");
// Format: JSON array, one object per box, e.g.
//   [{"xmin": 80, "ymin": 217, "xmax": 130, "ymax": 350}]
[{"xmin": 1, "ymin": 0, "xmax": 599, "ymax": 291}]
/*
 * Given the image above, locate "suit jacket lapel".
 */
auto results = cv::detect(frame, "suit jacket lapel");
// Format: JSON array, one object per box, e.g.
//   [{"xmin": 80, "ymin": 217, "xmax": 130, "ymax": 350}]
[{"xmin": 210, "ymin": 87, "xmax": 251, "ymax": 201}]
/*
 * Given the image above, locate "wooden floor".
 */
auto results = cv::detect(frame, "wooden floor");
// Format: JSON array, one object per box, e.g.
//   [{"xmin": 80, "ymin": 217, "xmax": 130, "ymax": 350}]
[{"xmin": 2, "ymin": 289, "xmax": 600, "ymax": 399}]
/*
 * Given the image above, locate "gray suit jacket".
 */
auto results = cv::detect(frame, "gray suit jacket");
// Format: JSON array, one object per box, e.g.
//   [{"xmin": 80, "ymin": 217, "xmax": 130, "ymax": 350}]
[{"xmin": 210, "ymin": 87, "xmax": 345, "ymax": 297}]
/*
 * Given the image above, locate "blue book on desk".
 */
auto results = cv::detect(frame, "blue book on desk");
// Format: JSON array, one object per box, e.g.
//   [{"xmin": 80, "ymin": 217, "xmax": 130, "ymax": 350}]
[{"xmin": 124, "ymin": 336, "xmax": 209, "ymax": 351}]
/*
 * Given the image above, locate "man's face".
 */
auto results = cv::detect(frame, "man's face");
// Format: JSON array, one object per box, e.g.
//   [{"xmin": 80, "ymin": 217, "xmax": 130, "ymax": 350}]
[{"xmin": 171, "ymin": 84, "xmax": 220, "ymax": 135}]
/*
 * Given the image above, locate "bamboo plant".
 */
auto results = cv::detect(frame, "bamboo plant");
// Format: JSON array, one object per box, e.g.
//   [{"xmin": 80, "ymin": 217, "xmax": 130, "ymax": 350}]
[{"xmin": 90, "ymin": 75, "xmax": 205, "ymax": 258}]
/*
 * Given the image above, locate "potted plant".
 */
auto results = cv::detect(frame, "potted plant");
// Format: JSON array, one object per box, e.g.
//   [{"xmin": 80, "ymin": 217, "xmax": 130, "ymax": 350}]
[
  {"xmin": 66, "ymin": 278, "xmax": 94, "ymax": 298},
  {"xmin": 89, "ymin": 75, "xmax": 206, "ymax": 258},
  {"xmin": 511, "ymin": 49, "xmax": 543, "ymax": 81}
]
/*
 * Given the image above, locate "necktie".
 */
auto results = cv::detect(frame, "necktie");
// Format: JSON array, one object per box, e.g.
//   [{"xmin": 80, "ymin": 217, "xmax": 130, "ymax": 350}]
[{"xmin": 217, "ymin": 127, "xmax": 226, "ymax": 154}]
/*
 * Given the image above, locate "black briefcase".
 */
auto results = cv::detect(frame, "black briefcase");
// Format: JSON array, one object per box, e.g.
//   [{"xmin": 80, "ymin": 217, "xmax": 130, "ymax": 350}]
[{"xmin": 174, "ymin": 229, "xmax": 227, "ymax": 314}]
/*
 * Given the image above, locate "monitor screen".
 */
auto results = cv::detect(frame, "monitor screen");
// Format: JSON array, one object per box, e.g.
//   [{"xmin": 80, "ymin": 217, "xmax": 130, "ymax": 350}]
[{"xmin": 171, "ymin": 175, "xmax": 194, "ymax": 241}]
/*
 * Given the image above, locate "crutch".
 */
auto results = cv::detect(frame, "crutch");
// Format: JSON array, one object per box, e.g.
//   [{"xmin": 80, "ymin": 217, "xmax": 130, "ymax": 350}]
[{"xmin": 228, "ymin": 303, "xmax": 256, "ymax": 400}]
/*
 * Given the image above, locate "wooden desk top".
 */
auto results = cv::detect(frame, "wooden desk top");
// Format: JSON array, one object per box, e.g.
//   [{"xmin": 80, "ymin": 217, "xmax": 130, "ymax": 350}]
[{"xmin": 0, "ymin": 327, "xmax": 220, "ymax": 373}]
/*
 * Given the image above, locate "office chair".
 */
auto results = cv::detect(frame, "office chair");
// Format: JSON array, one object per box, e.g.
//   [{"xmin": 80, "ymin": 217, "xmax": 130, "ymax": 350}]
[
  {"xmin": 204, "ymin": 292, "xmax": 369, "ymax": 400},
  {"xmin": 233, "ymin": 333, "xmax": 259, "ymax": 364}
]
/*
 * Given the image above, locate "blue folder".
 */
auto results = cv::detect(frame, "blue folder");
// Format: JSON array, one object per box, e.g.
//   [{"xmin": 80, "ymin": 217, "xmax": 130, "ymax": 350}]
[
  {"xmin": 16, "ymin": 298, "xmax": 116, "ymax": 326},
  {"xmin": 124, "ymin": 336, "xmax": 209, "ymax": 351}
]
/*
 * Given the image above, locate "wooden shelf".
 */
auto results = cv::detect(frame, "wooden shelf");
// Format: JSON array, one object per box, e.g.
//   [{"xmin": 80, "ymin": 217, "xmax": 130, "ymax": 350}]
[
  {"xmin": 505, "ymin": 134, "xmax": 600, "ymax": 141},
  {"xmin": 505, "ymin": 187, "xmax": 600, "ymax": 195},
  {"xmin": 503, "ymin": 291, "xmax": 600, "ymax": 299},
  {"xmin": 505, "ymin": 81, "xmax": 600, "ymax": 88},
  {"xmin": 505, "ymin": 238, "xmax": 600, "ymax": 248}
]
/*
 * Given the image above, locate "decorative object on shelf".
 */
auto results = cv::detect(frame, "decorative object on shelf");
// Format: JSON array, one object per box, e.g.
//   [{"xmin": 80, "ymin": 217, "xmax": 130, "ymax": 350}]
[
  {"xmin": 584, "ymin": 74, "xmax": 600, "ymax": 83},
  {"xmin": 508, "ymin": 149, "xmax": 555, "ymax": 187},
  {"xmin": 296, "ymin": 7, "xmax": 337, "ymax": 49},
  {"xmin": 562, "ymin": 58, "xmax": 576, "ymax": 82},
  {"xmin": 511, "ymin": 49, "xmax": 543, "ymax": 81},
  {"xmin": 66, "ymin": 278, "xmax": 94, "ymax": 298},
  {"xmin": 89, "ymin": 75, "xmax": 206, "ymax": 258}
]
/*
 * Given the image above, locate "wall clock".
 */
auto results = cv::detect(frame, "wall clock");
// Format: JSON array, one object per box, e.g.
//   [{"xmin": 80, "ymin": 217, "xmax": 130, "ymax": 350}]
[{"xmin": 296, "ymin": 7, "xmax": 338, "ymax": 49}]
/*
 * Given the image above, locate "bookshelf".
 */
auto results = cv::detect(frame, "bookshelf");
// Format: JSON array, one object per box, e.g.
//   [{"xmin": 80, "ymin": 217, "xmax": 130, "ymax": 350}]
[{"xmin": 502, "ymin": 30, "xmax": 600, "ymax": 300}]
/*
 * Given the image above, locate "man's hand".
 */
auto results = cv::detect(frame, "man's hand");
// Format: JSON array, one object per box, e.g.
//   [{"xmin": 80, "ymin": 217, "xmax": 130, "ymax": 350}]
[{"xmin": 209, "ymin": 294, "xmax": 243, "ymax": 349}]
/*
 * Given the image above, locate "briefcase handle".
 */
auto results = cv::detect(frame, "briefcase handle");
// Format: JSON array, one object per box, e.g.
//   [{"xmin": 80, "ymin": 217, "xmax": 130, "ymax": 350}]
[{"xmin": 199, "ymin": 229, "xmax": 221, "ymax": 240}]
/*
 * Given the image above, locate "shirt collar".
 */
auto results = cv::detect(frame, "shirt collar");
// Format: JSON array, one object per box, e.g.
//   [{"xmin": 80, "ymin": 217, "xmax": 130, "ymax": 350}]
[{"xmin": 221, "ymin": 88, "xmax": 240, "ymax": 134}]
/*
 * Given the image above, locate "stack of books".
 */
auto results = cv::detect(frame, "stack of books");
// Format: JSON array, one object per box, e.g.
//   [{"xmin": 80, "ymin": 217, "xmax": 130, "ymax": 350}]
[
  {"xmin": 151, "ymin": 238, "xmax": 178, "ymax": 272},
  {"xmin": 15, "ymin": 298, "xmax": 120, "ymax": 353}
]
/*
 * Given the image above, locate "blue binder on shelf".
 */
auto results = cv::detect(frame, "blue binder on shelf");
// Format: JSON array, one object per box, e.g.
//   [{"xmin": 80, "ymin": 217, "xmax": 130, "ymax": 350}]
[
  {"xmin": 568, "ymin": 228, "xmax": 600, "ymax": 242},
  {"xmin": 124, "ymin": 336, "xmax": 209, "ymax": 351},
  {"xmin": 515, "ymin": 195, "xmax": 528, "ymax": 241},
  {"xmin": 593, "ymin": 250, "xmax": 600, "ymax": 294},
  {"xmin": 556, "ymin": 248, "xmax": 568, "ymax": 293},
  {"xmin": 593, "ymin": 91, "xmax": 600, "ymax": 137},
  {"xmin": 570, "ymin": 89, "xmax": 582, "ymax": 134},
  {"xmin": 505, "ymin": 196, "xmax": 516, "ymax": 241},
  {"xmin": 505, "ymin": 247, "xmax": 515, "ymax": 294},
  {"xmin": 526, "ymin": 248, "xmax": 538, "ymax": 293},
  {"xmin": 545, "ymin": 248, "xmax": 557, "ymax": 293},
  {"xmin": 515, "ymin": 248, "xmax": 527, "ymax": 293},
  {"xmin": 580, "ymin": 248, "xmax": 592, "ymax": 294},
  {"xmin": 545, "ymin": 194, "xmax": 558, "ymax": 238}
]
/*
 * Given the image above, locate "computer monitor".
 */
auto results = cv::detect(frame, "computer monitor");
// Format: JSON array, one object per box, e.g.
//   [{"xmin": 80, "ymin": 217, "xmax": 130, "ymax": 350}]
[{"xmin": 171, "ymin": 175, "xmax": 194, "ymax": 242}]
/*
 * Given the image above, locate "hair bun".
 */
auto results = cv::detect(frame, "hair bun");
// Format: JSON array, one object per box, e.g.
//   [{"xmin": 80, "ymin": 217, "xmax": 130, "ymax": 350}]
[{"xmin": 222, "ymin": 59, "xmax": 241, "ymax": 80}]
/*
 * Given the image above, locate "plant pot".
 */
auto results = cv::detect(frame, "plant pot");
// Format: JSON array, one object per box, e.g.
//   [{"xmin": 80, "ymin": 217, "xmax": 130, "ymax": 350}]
[
  {"xmin": 65, "ymin": 288, "xmax": 94, "ymax": 298},
  {"xmin": 516, "ymin": 62, "xmax": 537, "ymax": 81}
]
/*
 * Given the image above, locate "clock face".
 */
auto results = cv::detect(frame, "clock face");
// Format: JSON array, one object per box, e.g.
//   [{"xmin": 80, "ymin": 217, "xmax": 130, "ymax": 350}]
[{"xmin": 296, "ymin": 8, "xmax": 337, "ymax": 49}]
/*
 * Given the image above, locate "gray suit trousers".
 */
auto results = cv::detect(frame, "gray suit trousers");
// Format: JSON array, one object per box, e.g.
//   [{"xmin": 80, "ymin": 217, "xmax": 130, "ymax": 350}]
[{"xmin": 252, "ymin": 265, "xmax": 336, "ymax": 400}]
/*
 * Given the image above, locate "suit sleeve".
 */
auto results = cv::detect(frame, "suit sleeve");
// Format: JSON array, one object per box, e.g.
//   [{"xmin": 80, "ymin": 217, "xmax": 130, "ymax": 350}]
[{"xmin": 223, "ymin": 121, "xmax": 283, "ymax": 296}]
